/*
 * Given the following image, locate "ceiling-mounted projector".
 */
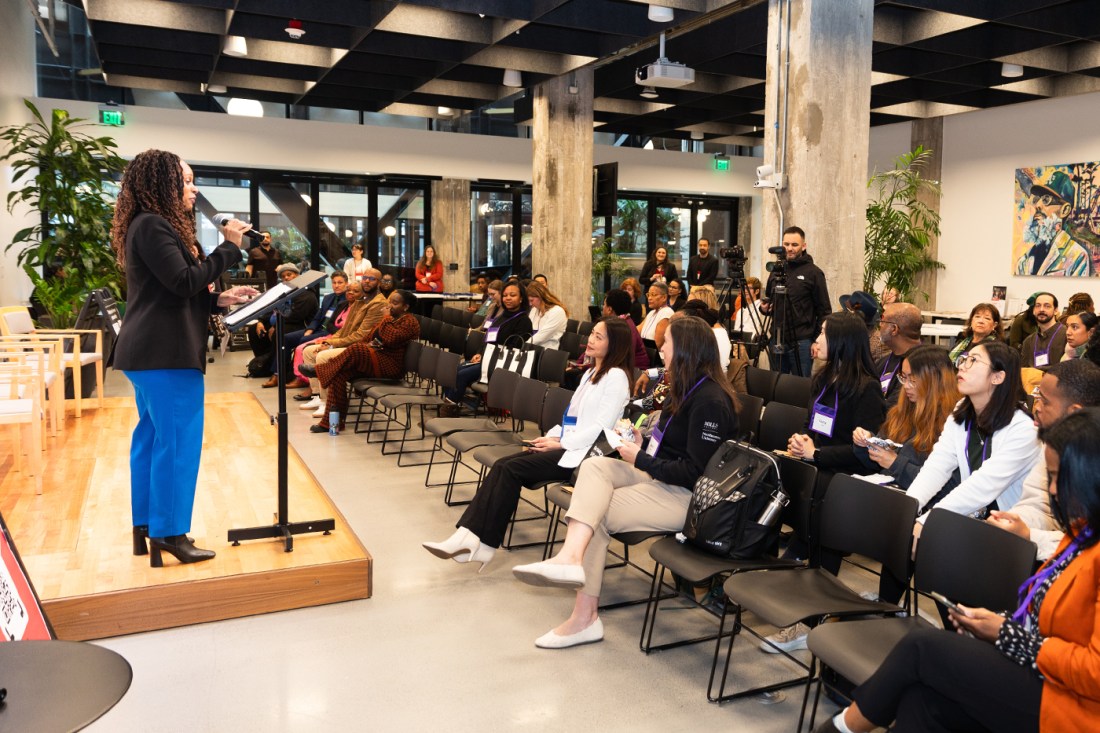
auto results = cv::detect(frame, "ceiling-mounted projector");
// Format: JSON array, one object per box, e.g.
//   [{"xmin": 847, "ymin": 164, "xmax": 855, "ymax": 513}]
[{"xmin": 636, "ymin": 32, "xmax": 695, "ymax": 89}]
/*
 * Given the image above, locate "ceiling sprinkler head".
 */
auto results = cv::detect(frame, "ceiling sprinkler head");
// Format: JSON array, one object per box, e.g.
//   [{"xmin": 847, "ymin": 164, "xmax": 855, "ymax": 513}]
[{"xmin": 285, "ymin": 19, "xmax": 305, "ymax": 40}]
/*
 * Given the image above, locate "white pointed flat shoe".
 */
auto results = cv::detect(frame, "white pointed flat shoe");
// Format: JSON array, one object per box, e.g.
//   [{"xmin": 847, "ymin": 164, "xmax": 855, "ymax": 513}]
[
  {"xmin": 512, "ymin": 560, "xmax": 585, "ymax": 589},
  {"xmin": 535, "ymin": 618, "xmax": 604, "ymax": 649}
]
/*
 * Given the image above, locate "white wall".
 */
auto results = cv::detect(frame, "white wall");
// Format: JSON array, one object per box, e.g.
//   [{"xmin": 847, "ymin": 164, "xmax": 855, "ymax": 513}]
[
  {"xmin": 867, "ymin": 90, "xmax": 1100, "ymax": 314},
  {"xmin": 0, "ymin": 0, "xmax": 37, "ymax": 306}
]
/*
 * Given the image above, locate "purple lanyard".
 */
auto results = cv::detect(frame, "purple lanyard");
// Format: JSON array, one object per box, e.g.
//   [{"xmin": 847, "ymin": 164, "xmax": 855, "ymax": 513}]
[
  {"xmin": 1012, "ymin": 527, "xmax": 1091, "ymax": 624},
  {"xmin": 880, "ymin": 355, "xmax": 900, "ymax": 383},
  {"xmin": 812, "ymin": 384, "xmax": 839, "ymax": 415},
  {"xmin": 1033, "ymin": 324, "xmax": 1064, "ymax": 359},
  {"xmin": 650, "ymin": 376, "xmax": 708, "ymax": 447}
]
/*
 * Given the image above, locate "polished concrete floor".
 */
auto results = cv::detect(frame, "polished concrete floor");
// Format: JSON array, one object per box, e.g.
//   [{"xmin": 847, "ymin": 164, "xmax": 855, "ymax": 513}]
[{"xmin": 86, "ymin": 347, "xmax": 863, "ymax": 732}]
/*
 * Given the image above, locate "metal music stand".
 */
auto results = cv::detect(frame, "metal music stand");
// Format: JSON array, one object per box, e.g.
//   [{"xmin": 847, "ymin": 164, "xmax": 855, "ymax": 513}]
[{"xmin": 223, "ymin": 270, "xmax": 335, "ymax": 552}]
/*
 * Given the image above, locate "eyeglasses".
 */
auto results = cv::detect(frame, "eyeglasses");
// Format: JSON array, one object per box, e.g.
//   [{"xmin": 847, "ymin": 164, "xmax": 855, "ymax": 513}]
[
  {"xmin": 955, "ymin": 353, "xmax": 990, "ymax": 371},
  {"xmin": 1029, "ymin": 193, "xmax": 1059, "ymax": 207},
  {"xmin": 363, "ymin": 276, "xmax": 378, "ymax": 281},
  {"xmin": 897, "ymin": 372, "xmax": 918, "ymax": 386}
]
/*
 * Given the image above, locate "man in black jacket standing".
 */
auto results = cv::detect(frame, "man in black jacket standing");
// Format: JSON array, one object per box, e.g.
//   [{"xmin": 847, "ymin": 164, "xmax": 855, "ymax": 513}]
[
  {"xmin": 686, "ymin": 237, "xmax": 718, "ymax": 290},
  {"xmin": 763, "ymin": 226, "xmax": 831, "ymax": 377}
]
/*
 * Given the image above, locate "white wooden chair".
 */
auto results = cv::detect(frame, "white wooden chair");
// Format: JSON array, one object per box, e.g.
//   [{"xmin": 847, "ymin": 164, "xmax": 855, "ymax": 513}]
[
  {"xmin": 0, "ymin": 305, "xmax": 104, "ymax": 417},
  {"xmin": 0, "ymin": 359, "xmax": 45, "ymax": 494},
  {"xmin": 0, "ymin": 337, "xmax": 64, "ymax": 437}
]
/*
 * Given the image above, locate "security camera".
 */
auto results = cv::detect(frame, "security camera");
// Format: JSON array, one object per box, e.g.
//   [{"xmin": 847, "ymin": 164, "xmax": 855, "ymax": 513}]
[
  {"xmin": 756, "ymin": 164, "xmax": 774, "ymax": 179},
  {"xmin": 754, "ymin": 164, "xmax": 783, "ymax": 189}
]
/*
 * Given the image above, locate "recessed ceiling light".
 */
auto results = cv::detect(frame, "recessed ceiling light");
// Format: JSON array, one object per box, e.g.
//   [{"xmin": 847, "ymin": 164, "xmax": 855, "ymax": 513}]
[
  {"xmin": 648, "ymin": 5, "xmax": 674, "ymax": 22},
  {"xmin": 1001, "ymin": 62, "xmax": 1024, "ymax": 78},
  {"xmin": 206, "ymin": 83, "xmax": 227, "ymax": 94}
]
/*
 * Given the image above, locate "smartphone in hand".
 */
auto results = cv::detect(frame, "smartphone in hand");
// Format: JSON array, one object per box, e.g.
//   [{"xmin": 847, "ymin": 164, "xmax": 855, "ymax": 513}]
[{"xmin": 929, "ymin": 591, "xmax": 964, "ymax": 613}]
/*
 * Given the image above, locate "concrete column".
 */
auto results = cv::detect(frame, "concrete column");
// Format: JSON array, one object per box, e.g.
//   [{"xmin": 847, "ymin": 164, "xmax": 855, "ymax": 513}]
[
  {"xmin": 910, "ymin": 117, "xmax": 943, "ymax": 309},
  {"xmin": 532, "ymin": 68, "xmax": 594, "ymax": 320},
  {"xmin": 430, "ymin": 177, "xmax": 471, "ymax": 296},
  {"xmin": 0, "ymin": 0, "xmax": 38, "ymax": 306},
  {"xmin": 761, "ymin": 0, "xmax": 874, "ymax": 300}
]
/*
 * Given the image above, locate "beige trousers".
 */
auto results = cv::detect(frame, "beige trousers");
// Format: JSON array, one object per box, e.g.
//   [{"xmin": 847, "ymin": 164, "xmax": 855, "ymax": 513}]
[
  {"xmin": 302, "ymin": 343, "xmax": 345, "ymax": 398},
  {"xmin": 565, "ymin": 456, "xmax": 691, "ymax": 597}
]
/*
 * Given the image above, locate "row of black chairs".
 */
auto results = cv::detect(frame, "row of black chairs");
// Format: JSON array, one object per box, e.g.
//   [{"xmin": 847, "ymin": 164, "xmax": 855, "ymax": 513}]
[{"xmin": 745, "ymin": 365, "xmax": 812, "ymax": 408}]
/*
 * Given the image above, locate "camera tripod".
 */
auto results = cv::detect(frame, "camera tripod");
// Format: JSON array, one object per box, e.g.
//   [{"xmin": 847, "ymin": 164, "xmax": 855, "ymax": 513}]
[
  {"xmin": 762, "ymin": 257, "xmax": 803, "ymax": 376},
  {"xmin": 717, "ymin": 264, "xmax": 767, "ymax": 366}
]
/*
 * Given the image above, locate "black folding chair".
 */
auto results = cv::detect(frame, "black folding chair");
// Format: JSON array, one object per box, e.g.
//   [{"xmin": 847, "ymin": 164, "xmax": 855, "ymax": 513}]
[
  {"xmin": 746, "ymin": 365, "xmax": 779, "ymax": 403},
  {"xmin": 756, "ymin": 402, "xmax": 808, "ymax": 452},
  {"xmin": 773, "ymin": 373, "xmax": 812, "ymax": 408}
]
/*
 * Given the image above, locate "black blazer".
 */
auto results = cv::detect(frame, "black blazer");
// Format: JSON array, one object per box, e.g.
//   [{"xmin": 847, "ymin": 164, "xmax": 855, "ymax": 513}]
[{"xmin": 113, "ymin": 212, "xmax": 242, "ymax": 373}]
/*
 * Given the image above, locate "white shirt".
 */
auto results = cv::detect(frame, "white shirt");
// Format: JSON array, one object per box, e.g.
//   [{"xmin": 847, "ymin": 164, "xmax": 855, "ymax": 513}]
[
  {"xmin": 639, "ymin": 305, "xmax": 673, "ymax": 341},
  {"xmin": 733, "ymin": 299, "xmax": 764, "ymax": 337},
  {"xmin": 529, "ymin": 305, "xmax": 567, "ymax": 350},
  {"xmin": 1009, "ymin": 449, "xmax": 1063, "ymax": 561},
  {"xmin": 906, "ymin": 406, "xmax": 1040, "ymax": 523},
  {"xmin": 713, "ymin": 326, "xmax": 732, "ymax": 371},
  {"xmin": 343, "ymin": 257, "xmax": 373, "ymax": 282},
  {"xmin": 545, "ymin": 368, "xmax": 631, "ymax": 468}
]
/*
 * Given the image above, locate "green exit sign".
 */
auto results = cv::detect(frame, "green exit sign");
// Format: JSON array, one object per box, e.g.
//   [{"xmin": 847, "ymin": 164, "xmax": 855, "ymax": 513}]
[
  {"xmin": 99, "ymin": 108, "xmax": 125, "ymax": 126},
  {"xmin": 713, "ymin": 154, "xmax": 730, "ymax": 171}
]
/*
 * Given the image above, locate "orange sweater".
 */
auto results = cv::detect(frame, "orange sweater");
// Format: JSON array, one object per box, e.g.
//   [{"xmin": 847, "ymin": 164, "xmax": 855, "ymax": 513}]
[{"xmin": 1035, "ymin": 535, "xmax": 1100, "ymax": 731}]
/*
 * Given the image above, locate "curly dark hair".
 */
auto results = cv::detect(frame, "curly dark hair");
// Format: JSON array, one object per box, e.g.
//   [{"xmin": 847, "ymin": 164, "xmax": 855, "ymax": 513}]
[{"xmin": 111, "ymin": 149, "xmax": 200, "ymax": 268}]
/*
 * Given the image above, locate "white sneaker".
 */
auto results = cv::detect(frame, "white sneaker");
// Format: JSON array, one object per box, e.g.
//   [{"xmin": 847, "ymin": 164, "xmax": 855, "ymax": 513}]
[
  {"xmin": 760, "ymin": 622, "xmax": 810, "ymax": 654},
  {"xmin": 312, "ymin": 405, "xmax": 327, "ymax": 418},
  {"xmin": 299, "ymin": 397, "xmax": 322, "ymax": 410}
]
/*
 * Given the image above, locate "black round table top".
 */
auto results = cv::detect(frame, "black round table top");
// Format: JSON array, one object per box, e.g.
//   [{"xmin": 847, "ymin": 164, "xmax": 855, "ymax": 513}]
[{"xmin": 0, "ymin": 640, "xmax": 132, "ymax": 731}]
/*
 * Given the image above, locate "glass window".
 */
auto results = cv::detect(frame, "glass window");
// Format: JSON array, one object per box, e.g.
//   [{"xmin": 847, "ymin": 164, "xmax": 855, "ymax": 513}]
[
  {"xmin": 379, "ymin": 185, "xmax": 427, "ymax": 286},
  {"xmin": 654, "ymin": 206, "xmax": 688, "ymax": 278},
  {"xmin": 610, "ymin": 199, "xmax": 649, "ymax": 282},
  {"xmin": 472, "ymin": 191, "xmax": 514, "ymax": 274}
]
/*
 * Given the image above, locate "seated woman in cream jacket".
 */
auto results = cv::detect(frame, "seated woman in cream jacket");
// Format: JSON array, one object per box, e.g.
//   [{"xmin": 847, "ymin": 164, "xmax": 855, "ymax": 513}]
[
  {"xmin": 423, "ymin": 318, "xmax": 633, "ymax": 569},
  {"xmin": 526, "ymin": 280, "xmax": 569, "ymax": 350}
]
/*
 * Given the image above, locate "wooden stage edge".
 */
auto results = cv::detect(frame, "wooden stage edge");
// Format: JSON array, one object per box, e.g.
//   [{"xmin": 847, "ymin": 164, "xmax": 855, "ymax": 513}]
[{"xmin": 1, "ymin": 392, "xmax": 372, "ymax": 642}]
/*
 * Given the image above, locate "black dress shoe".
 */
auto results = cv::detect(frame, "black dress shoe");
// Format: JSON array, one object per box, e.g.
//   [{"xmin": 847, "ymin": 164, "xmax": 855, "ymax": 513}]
[
  {"xmin": 292, "ymin": 393, "xmax": 314, "ymax": 402},
  {"xmin": 310, "ymin": 424, "xmax": 333, "ymax": 433},
  {"xmin": 148, "ymin": 535, "xmax": 215, "ymax": 568}
]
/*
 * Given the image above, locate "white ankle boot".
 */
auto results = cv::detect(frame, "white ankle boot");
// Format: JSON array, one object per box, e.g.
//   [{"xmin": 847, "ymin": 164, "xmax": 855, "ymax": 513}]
[{"xmin": 456, "ymin": 543, "xmax": 496, "ymax": 573}]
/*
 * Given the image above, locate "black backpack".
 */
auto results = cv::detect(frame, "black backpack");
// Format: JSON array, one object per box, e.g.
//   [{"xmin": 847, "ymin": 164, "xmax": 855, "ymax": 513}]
[{"xmin": 682, "ymin": 440, "xmax": 788, "ymax": 559}]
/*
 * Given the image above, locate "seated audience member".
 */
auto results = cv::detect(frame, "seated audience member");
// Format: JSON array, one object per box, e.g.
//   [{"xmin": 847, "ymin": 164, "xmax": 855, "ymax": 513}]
[
  {"xmin": 879, "ymin": 286, "xmax": 899, "ymax": 306},
  {"xmin": 666, "ymin": 280, "xmax": 686, "ymax": 312},
  {"xmin": 1007, "ymin": 293, "xmax": 1040, "ymax": 351},
  {"xmin": 948, "ymin": 302, "xmax": 1003, "ymax": 363},
  {"xmin": 1020, "ymin": 292, "xmax": 1066, "ymax": 370},
  {"xmin": 247, "ymin": 263, "xmax": 319, "ymax": 373},
  {"xmin": 731, "ymin": 276, "xmax": 764, "ymax": 337},
  {"xmin": 378, "ymin": 273, "xmax": 396, "ymax": 300},
  {"xmin": 423, "ymin": 318, "xmax": 634, "ymax": 567},
  {"xmin": 620, "ymin": 277, "xmax": 646, "ymax": 326},
  {"xmin": 907, "ymin": 341, "xmax": 1040, "ymax": 540},
  {"xmin": 298, "ymin": 273, "xmax": 388, "ymax": 411},
  {"xmin": 874, "ymin": 302, "xmax": 923, "ymax": 402},
  {"xmin": 638, "ymin": 282, "xmax": 674, "ymax": 349},
  {"xmin": 309, "ymin": 290, "xmax": 419, "ymax": 434},
  {"xmin": 563, "ymin": 290, "xmax": 646, "ymax": 389},
  {"xmin": 526, "ymin": 281, "xmax": 568, "ymax": 350},
  {"xmin": 840, "ymin": 290, "xmax": 889, "ymax": 362},
  {"xmin": 473, "ymin": 280, "xmax": 504, "ymax": 326},
  {"xmin": 264, "ymin": 271, "xmax": 348, "ymax": 389},
  {"xmin": 510, "ymin": 317, "xmax": 738, "ymax": 648},
  {"xmin": 1062, "ymin": 290, "xmax": 1094, "ymax": 319},
  {"xmin": 343, "ymin": 243, "xmax": 372, "ymax": 283},
  {"xmin": 639, "ymin": 246, "xmax": 679, "ymax": 292},
  {"xmin": 816, "ymin": 408, "xmax": 1100, "ymax": 733},
  {"xmin": 988, "ymin": 359, "xmax": 1100, "ymax": 562},
  {"xmin": 533, "ymin": 273, "xmax": 549, "ymax": 287},
  {"xmin": 1061, "ymin": 310, "xmax": 1097, "ymax": 361},
  {"xmin": 467, "ymin": 274, "xmax": 491, "ymax": 313},
  {"xmin": 853, "ymin": 346, "xmax": 961, "ymax": 603},
  {"xmin": 440, "ymin": 281, "xmax": 532, "ymax": 417},
  {"xmin": 414, "ymin": 245, "xmax": 444, "ymax": 293},
  {"xmin": 679, "ymin": 299, "xmax": 730, "ymax": 371}
]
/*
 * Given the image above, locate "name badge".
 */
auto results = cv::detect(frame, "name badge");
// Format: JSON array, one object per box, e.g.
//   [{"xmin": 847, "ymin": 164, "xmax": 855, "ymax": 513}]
[
  {"xmin": 325, "ymin": 309, "xmax": 334, "ymax": 319},
  {"xmin": 810, "ymin": 404, "xmax": 836, "ymax": 438},
  {"xmin": 646, "ymin": 424, "xmax": 664, "ymax": 457},
  {"xmin": 562, "ymin": 415, "xmax": 578, "ymax": 438},
  {"xmin": 880, "ymin": 377, "xmax": 892, "ymax": 395},
  {"xmin": 486, "ymin": 327, "xmax": 500, "ymax": 343},
  {"xmin": 1035, "ymin": 352, "xmax": 1049, "ymax": 367}
]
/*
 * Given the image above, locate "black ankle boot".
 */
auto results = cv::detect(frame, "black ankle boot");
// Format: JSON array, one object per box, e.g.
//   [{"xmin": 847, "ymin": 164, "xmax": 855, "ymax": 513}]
[
  {"xmin": 148, "ymin": 535, "xmax": 216, "ymax": 568},
  {"xmin": 133, "ymin": 525, "xmax": 149, "ymax": 556}
]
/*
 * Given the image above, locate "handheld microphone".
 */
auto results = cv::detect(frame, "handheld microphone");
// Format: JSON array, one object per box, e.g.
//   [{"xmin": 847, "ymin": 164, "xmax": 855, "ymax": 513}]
[{"xmin": 213, "ymin": 213, "xmax": 264, "ymax": 242}]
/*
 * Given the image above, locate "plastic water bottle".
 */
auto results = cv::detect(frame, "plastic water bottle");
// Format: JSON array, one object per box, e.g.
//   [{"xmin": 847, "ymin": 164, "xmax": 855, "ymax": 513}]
[{"xmin": 328, "ymin": 411, "xmax": 339, "ymax": 436}]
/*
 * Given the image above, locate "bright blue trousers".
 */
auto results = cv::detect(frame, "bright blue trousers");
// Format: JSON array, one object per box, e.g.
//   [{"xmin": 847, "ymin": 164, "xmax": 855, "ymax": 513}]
[{"xmin": 123, "ymin": 369, "xmax": 205, "ymax": 538}]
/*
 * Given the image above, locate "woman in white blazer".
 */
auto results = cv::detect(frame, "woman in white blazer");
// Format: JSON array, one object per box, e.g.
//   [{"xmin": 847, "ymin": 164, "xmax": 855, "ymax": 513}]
[
  {"xmin": 907, "ymin": 341, "xmax": 1040, "ymax": 537},
  {"xmin": 423, "ymin": 318, "xmax": 633, "ymax": 569},
  {"xmin": 526, "ymin": 280, "xmax": 569, "ymax": 350}
]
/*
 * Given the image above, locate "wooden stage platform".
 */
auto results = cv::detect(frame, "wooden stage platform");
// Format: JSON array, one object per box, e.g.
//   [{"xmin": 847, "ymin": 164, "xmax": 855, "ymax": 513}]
[{"xmin": 0, "ymin": 392, "xmax": 371, "ymax": 641}]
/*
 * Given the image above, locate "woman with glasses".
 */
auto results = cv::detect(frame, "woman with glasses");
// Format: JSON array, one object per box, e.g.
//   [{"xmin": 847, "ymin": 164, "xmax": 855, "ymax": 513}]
[
  {"xmin": 853, "ymin": 346, "xmax": 961, "ymax": 603},
  {"xmin": 815, "ymin": 408, "xmax": 1100, "ymax": 733},
  {"xmin": 948, "ymin": 302, "xmax": 1003, "ymax": 363},
  {"xmin": 666, "ymin": 280, "xmax": 686, "ymax": 312},
  {"xmin": 342, "ymin": 243, "xmax": 372, "ymax": 283},
  {"xmin": 906, "ymin": 341, "xmax": 1040, "ymax": 542}
]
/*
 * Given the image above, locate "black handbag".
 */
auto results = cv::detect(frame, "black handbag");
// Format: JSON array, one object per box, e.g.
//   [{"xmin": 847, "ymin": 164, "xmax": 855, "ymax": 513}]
[{"xmin": 682, "ymin": 440, "xmax": 789, "ymax": 559}]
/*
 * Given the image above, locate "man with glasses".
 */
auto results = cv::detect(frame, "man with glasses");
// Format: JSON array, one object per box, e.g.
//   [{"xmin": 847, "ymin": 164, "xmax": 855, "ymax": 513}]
[
  {"xmin": 875, "ymin": 302, "xmax": 923, "ymax": 403},
  {"xmin": 1021, "ymin": 292, "xmax": 1066, "ymax": 371},
  {"xmin": 988, "ymin": 359, "xmax": 1100, "ymax": 560},
  {"xmin": 1015, "ymin": 171, "xmax": 1091, "ymax": 277}
]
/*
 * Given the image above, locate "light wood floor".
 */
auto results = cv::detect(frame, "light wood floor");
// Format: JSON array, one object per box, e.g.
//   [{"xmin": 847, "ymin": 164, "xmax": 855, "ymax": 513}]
[{"xmin": 0, "ymin": 392, "xmax": 371, "ymax": 640}]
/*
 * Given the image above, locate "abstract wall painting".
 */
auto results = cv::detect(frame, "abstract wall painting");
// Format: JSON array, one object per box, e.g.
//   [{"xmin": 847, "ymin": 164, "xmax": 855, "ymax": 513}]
[{"xmin": 1014, "ymin": 161, "xmax": 1100, "ymax": 277}]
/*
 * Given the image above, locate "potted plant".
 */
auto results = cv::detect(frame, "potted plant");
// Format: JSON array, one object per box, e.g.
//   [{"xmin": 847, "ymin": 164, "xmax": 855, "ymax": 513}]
[
  {"xmin": 863, "ymin": 146, "xmax": 944, "ymax": 304},
  {"xmin": 1, "ymin": 99, "xmax": 126, "ymax": 327}
]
